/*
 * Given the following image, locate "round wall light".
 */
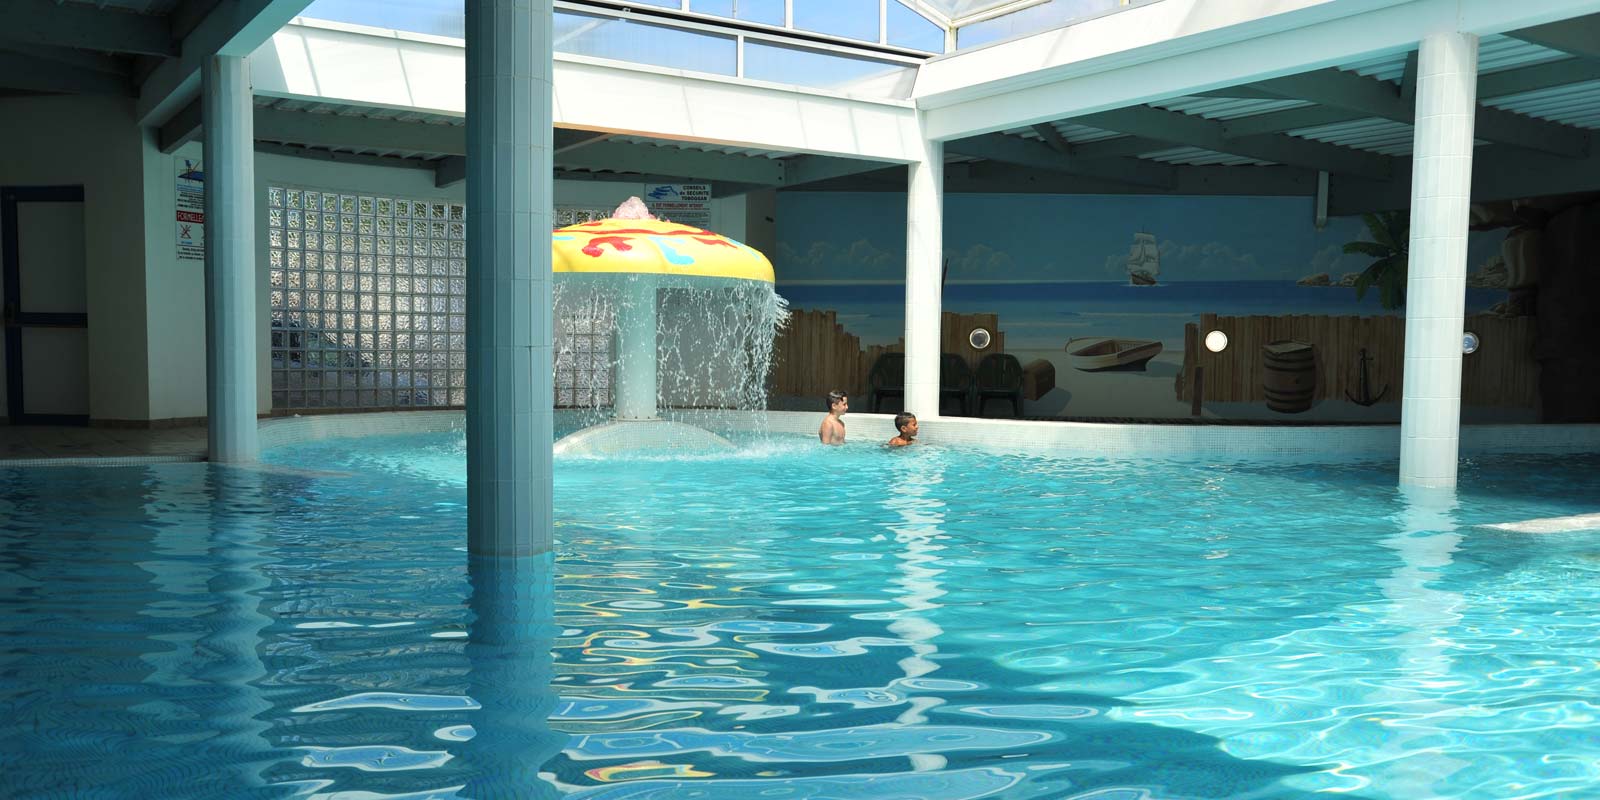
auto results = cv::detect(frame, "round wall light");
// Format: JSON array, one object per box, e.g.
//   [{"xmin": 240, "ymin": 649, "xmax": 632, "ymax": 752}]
[
  {"xmin": 969, "ymin": 328, "xmax": 992, "ymax": 350},
  {"xmin": 1205, "ymin": 330, "xmax": 1229, "ymax": 353},
  {"xmin": 1463, "ymin": 331, "xmax": 1480, "ymax": 354}
]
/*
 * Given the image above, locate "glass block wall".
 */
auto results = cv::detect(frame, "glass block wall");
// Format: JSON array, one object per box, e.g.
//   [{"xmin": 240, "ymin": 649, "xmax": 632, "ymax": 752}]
[{"xmin": 267, "ymin": 187, "xmax": 467, "ymax": 411}]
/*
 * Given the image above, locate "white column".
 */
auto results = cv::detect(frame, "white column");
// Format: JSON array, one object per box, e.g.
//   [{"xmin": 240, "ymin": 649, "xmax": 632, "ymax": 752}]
[
  {"xmin": 1400, "ymin": 32, "xmax": 1478, "ymax": 489},
  {"xmin": 202, "ymin": 55, "xmax": 259, "ymax": 463},
  {"xmin": 465, "ymin": 0, "xmax": 554, "ymax": 557},
  {"xmin": 613, "ymin": 276, "xmax": 658, "ymax": 420},
  {"xmin": 904, "ymin": 132, "xmax": 943, "ymax": 418}
]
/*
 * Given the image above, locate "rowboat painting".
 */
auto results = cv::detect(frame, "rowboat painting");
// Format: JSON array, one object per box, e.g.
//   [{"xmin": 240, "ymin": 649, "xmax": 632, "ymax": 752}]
[{"xmin": 1065, "ymin": 337, "xmax": 1164, "ymax": 371}]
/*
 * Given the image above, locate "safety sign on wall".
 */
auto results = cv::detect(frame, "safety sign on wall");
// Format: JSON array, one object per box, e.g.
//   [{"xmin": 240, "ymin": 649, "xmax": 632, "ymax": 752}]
[
  {"xmin": 176, "ymin": 158, "xmax": 205, "ymax": 262},
  {"xmin": 644, "ymin": 183, "xmax": 712, "ymax": 229}
]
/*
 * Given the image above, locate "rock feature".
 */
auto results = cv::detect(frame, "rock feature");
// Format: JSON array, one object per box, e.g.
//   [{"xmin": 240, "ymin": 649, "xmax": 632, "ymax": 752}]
[{"xmin": 1296, "ymin": 272, "xmax": 1331, "ymax": 286}]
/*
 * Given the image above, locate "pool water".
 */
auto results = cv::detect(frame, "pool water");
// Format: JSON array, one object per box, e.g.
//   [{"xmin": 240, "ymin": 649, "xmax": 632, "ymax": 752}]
[{"xmin": 3, "ymin": 434, "xmax": 1599, "ymax": 799}]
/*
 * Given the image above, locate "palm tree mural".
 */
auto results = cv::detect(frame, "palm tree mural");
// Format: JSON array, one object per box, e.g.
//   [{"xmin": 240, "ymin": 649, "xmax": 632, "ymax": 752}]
[{"xmin": 1343, "ymin": 211, "xmax": 1410, "ymax": 310}]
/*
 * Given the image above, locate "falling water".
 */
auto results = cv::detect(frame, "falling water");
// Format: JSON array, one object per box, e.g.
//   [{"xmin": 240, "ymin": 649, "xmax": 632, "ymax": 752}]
[{"xmin": 553, "ymin": 276, "xmax": 789, "ymax": 431}]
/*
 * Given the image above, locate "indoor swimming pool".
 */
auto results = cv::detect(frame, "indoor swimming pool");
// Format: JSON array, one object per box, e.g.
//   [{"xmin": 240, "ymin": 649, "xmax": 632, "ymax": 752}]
[{"xmin": 3, "ymin": 433, "xmax": 1598, "ymax": 799}]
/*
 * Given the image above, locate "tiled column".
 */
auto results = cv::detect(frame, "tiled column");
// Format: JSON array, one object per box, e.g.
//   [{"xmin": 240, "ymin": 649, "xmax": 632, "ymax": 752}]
[
  {"xmin": 904, "ymin": 132, "xmax": 943, "ymax": 418},
  {"xmin": 202, "ymin": 55, "xmax": 259, "ymax": 463},
  {"xmin": 1400, "ymin": 32, "xmax": 1478, "ymax": 489},
  {"xmin": 465, "ymin": 0, "xmax": 554, "ymax": 557},
  {"xmin": 613, "ymin": 276, "xmax": 658, "ymax": 420}
]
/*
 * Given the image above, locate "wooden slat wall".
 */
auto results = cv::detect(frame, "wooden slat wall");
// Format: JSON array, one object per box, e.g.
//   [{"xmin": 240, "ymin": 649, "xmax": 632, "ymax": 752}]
[
  {"xmin": 771, "ymin": 310, "xmax": 1004, "ymax": 399},
  {"xmin": 1178, "ymin": 313, "xmax": 1538, "ymax": 408}
]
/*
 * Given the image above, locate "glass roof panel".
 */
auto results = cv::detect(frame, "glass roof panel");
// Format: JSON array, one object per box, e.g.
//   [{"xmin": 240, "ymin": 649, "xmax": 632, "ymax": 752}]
[
  {"xmin": 689, "ymin": 0, "xmax": 785, "ymax": 27},
  {"xmin": 792, "ymin": 0, "xmax": 881, "ymax": 43},
  {"xmin": 956, "ymin": 0, "xmax": 1152, "ymax": 50},
  {"xmin": 300, "ymin": 0, "xmax": 464, "ymax": 38},
  {"xmin": 924, "ymin": 0, "xmax": 1031, "ymax": 19},
  {"xmin": 887, "ymin": 0, "xmax": 945, "ymax": 53}
]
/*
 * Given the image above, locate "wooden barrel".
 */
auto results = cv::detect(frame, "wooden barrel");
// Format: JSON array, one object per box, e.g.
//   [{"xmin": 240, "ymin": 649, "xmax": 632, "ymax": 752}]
[{"xmin": 1263, "ymin": 340, "xmax": 1317, "ymax": 413}]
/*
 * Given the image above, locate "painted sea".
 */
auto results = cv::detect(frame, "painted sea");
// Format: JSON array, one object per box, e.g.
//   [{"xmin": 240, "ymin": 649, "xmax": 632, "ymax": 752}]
[{"xmin": 776, "ymin": 280, "xmax": 1507, "ymax": 350}]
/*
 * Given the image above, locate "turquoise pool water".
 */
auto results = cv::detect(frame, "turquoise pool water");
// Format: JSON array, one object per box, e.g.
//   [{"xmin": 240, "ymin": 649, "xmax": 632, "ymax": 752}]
[{"xmin": 3, "ymin": 434, "xmax": 1599, "ymax": 799}]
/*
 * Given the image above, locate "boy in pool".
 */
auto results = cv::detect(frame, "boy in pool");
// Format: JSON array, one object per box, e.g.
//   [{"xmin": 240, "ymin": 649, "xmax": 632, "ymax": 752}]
[
  {"xmin": 888, "ymin": 412, "xmax": 918, "ymax": 447},
  {"xmin": 818, "ymin": 390, "xmax": 848, "ymax": 445}
]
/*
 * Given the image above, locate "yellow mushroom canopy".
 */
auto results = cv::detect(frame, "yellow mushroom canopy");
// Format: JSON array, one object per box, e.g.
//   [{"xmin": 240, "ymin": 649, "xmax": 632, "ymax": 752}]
[{"xmin": 551, "ymin": 217, "xmax": 774, "ymax": 284}]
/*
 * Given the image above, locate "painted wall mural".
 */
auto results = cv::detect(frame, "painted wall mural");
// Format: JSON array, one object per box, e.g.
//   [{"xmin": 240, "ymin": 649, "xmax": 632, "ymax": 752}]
[{"xmin": 773, "ymin": 191, "xmax": 1540, "ymax": 422}]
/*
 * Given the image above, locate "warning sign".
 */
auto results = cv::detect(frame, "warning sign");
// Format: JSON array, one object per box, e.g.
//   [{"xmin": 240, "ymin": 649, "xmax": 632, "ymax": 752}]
[
  {"xmin": 177, "ymin": 158, "xmax": 205, "ymax": 262},
  {"xmin": 644, "ymin": 183, "xmax": 712, "ymax": 229}
]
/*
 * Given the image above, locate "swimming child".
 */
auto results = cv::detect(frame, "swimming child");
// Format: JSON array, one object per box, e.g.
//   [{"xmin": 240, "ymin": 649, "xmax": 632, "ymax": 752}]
[
  {"xmin": 888, "ymin": 411, "xmax": 918, "ymax": 447},
  {"xmin": 818, "ymin": 390, "xmax": 847, "ymax": 445}
]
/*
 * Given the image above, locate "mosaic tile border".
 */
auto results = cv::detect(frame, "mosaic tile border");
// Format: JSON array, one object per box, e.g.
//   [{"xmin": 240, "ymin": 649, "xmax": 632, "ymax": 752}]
[
  {"xmin": 253, "ymin": 410, "xmax": 1600, "ymax": 463},
  {"xmin": 0, "ymin": 454, "xmax": 203, "ymax": 468}
]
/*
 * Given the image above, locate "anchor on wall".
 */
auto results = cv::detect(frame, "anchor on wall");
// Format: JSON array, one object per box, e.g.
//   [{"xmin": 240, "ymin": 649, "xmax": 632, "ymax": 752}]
[{"xmin": 1345, "ymin": 347, "xmax": 1389, "ymax": 407}]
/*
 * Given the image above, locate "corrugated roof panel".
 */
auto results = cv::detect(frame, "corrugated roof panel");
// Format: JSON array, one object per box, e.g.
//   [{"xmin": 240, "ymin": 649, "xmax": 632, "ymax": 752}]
[
  {"xmin": 1289, "ymin": 118, "xmax": 1415, "ymax": 156},
  {"xmin": 1340, "ymin": 50, "xmax": 1409, "ymax": 82},
  {"xmin": 1154, "ymin": 96, "xmax": 1314, "ymax": 120},
  {"xmin": 1477, "ymin": 37, "xmax": 1573, "ymax": 75},
  {"xmin": 607, "ymin": 135, "xmax": 796, "ymax": 159},
  {"xmin": 997, "ymin": 122, "xmax": 1124, "ymax": 144},
  {"xmin": 1482, "ymin": 79, "xmax": 1600, "ymax": 130},
  {"xmin": 1139, "ymin": 147, "xmax": 1273, "ymax": 167},
  {"xmin": 1339, "ymin": 35, "xmax": 1571, "ymax": 81}
]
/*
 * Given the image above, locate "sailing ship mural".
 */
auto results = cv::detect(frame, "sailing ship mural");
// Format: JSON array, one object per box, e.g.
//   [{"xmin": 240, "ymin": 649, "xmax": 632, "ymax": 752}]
[
  {"xmin": 1128, "ymin": 231, "xmax": 1160, "ymax": 286},
  {"xmin": 773, "ymin": 191, "xmax": 1543, "ymax": 422}
]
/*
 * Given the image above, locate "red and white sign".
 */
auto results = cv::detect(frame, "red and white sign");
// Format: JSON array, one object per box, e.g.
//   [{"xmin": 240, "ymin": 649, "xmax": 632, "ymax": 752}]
[{"xmin": 176, "ymin": 159, "xmax": 205, "ymax": 262}]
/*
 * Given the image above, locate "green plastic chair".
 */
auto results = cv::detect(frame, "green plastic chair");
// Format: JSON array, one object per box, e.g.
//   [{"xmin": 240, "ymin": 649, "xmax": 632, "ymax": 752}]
[{"xmin": 976, "ymin": 353, "xmax": 1024, "ymax": 417}]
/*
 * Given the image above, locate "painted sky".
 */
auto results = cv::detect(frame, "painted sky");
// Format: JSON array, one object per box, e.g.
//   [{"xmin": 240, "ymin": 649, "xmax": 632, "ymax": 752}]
[{"xmin": 776, "ymin": 192, "xmax": 1502, "ymax": 283}]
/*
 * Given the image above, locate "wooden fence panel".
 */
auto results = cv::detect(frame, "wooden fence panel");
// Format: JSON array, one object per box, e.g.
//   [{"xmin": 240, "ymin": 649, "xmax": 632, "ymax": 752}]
[
  {"xmin": 1177, "ymin": 313, "xmax": 1537, "ymax": 407},
  {"xmin": 772, "ymin": 309, "xmax": 1005, "ymax": 400}
]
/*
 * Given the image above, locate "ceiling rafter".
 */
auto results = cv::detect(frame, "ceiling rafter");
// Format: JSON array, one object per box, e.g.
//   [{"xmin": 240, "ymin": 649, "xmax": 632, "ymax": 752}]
[
  {"xmin": 0, "ymin": 0, "xmax": 176, "ymax": 57},
  {"xmin": 1249, "ymin": 67, "xmax": 1590, "ymax": 158},
  {"xmin": 1506, "ymin": 13, "xmax": 1600, "ymax": 60},
  {"xmin": 946, "ymin": 132, "xmax": 1177, "ymax": 188},
  {"xmin": 137, "ymin": 0, "xmax": 312, "ymax": 127},
  {"xmin": 1071, "ymin": 105, "xmax": 1393, "ymax": 179}
]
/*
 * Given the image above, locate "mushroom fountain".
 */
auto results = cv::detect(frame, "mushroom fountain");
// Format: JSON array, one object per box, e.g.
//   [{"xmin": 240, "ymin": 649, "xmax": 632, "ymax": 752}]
[{"xmin": 550, "ymin": 198, "xmax": 786, "ymax": 455}]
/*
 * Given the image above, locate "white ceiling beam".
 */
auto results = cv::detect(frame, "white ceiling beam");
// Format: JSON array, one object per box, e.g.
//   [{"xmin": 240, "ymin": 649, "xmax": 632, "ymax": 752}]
[
  {"xmin": 0, "ymin": 42, "xmax": 130, "ymax": 75},
  {"xmin": 557, "ymin": 141, "xmax": 786, "ymax": 185},
  {"xmin": 919, "ymin": 0, "xmax": 1600, "ymax": 141},
  {"xmin": 1330, "ymin": 145, "xmax": 1600, "ymax": 214},
  {"xmin": 1221, "ymin": 58, "xmax": 1600, "ymax": 138},
  {"xmin": 781, "ymin": 154, "xmax": 899, "ymax": 188},
  {"xmin": 434, "ymin": 156, "xmax": 467, "ymax": 188},
  {"xmin": 1506, "ymin": 13, "xmax": 1600, "ymax": 59},
  {"xmin": 256, "ymin": 142, "xmax": 437, "ymax": 171},
  {"xmin": 157, "ymin": 97, "xmax": 204, "ymax": 152},
  {"xmin": 946, "ymin": 132, "xmax": 1177, "ymax": 187},
  {"xmin": 0, "ymin": 50, "xmax": 133, "ymax": 95},
  {"xmin": 0, "ymin": 0, "xmax": 176, "ymax": 57},
  {"xmin": 138, "ymin": 0, "xmax": 313, "ymax": 127},
  {"xmin": 253, "ymin": 107, "xmax": 467, "ymax": 154}
]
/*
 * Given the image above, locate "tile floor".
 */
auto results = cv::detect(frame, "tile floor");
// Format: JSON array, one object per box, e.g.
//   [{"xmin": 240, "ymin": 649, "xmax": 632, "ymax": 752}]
[{"xmin": 0, "ymin": 424, "xmax": 208, "ymax": 462}]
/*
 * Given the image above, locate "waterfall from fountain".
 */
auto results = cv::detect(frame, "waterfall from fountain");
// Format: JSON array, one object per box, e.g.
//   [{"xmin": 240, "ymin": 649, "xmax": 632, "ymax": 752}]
[{"xmin": 550, "ymin": 200, "xmax": 787, "ymax": 455}]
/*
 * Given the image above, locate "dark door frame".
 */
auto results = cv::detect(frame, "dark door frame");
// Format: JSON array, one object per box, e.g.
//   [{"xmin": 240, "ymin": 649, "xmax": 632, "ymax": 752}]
[{"xmin": 2, "ymin": 185, "xmax": 89, "ymax": 425}]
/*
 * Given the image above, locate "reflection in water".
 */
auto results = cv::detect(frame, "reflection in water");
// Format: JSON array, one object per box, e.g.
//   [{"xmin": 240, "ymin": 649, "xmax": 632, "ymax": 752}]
[
  {"xmin": 1364, "ymin": 487, "xmax": 1469, "ymax": 795},
  {"xmin": 455, "ymin": 554, "xmax": 564, "ymax": 799},
  {"xmin": 884, "ymin": 452, "xmax": 950, "ymax": 771},
  {"xmin": 196, "ymin": 467, "xmax": 278, "ymax": 790}
]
